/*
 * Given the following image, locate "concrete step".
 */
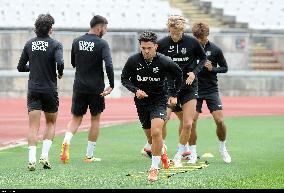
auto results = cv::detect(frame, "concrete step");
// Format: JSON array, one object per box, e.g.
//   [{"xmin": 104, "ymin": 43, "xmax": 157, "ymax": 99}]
[
  {"xmin": 251, "ymin": 63, "xmax": 283, "ymax": 70},
  {"xmin": 170, "ymin": 0, "xmax": 228, "ymax": 28},
  {"xmin": 252, "ymin": 57, "xmax": 279, "ymax": 63},
  {"xmin": 252, "ymin": 50, "xmax": 275, "ymax": 56}
]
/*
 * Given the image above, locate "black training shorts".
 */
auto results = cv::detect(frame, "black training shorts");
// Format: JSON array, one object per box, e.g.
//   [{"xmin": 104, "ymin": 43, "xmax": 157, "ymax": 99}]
[
  {"xmin": 27, "ymin": 90, "xmax": 59, "ymax": 113},
  {"xmin": 136, "ymin": 101, "xmax": 167, "ymax": 129},
  {"xmin": 196, "ymin": 92, "xmax": 223, "ymax": 113},
  {"xmin": 71, "ymin": 91, "xmax": 105, "ymax": 116}
]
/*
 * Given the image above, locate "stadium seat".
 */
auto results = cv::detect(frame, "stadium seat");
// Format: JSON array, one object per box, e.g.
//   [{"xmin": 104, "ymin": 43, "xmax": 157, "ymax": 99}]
[
  {"xmin": 201, "ymin": 0, "xmax": 284, "ymax": 30},
  {"xmin": 0, "ymin": 0, "xmax": 183, "ymax": 30}
]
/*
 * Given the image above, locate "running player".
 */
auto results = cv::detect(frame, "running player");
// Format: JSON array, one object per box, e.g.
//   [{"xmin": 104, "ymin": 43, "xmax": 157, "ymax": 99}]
[
  {"xmin": 17, "ymin": 14, "xmax": 64, "ymax": 171},
  {"xmin": 60, "ymin": 15, "xmax": 114, "ymax": 164},
  {"xmin": 156, "ymin": 15, "xmax": 207, "ymax": 167},
  {"xmin": 121, "ymin": 31, "xmax": 182, "ymax": 182},
  {"xmin": 189, "ymin": 22, "xmax": 231, "ymax": 164}
]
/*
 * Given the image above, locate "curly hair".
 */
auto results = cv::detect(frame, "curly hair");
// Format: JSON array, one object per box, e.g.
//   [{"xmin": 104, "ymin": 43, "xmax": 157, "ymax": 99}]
[
  {"xmin": 191, "ymin": 22, "xmax": 209, "ymax": 39},
  {"xmin": 167, "ymin": 15, "xmax": 186, "ymax": 31},
  {"xmin": 138, "ymin": 31, "xmax": 157, "ymax": 43},
  {"xmin": 34, "ymin": 14, "xmax": 55, "ymax": 37}
]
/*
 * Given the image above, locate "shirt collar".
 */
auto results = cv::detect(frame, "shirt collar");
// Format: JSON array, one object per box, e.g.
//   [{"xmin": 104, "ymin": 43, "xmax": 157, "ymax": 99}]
[{"xmin": 170, "ymin": 33, "xmax": 184, "ymax": 43}]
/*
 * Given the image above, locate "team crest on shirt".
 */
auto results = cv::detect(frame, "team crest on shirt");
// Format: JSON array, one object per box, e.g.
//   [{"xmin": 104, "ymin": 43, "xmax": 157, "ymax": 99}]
[
  {"xmin": 153, "ymin": 67, "xmax": 159, "ymax": 73},
  {"xmin": 206, "ymin": 51, "xmax": 211, "ymax": 56},
  {"xmin": 181, "ymin": 48, "xmax": 187, "ymax": 54}
]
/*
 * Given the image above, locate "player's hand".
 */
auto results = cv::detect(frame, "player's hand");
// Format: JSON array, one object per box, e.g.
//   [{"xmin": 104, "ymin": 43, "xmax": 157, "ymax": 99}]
[
  {"xmin": 100, "ymin": 87, "xmax": 113, "ymax": 97},
  {"xmin": 58, "ymin": 74, "xmax": 63, "ymax": 79},
  {"xmin": 205, "ymin": 60, "xmax": 213, "ymax": 71},
  {"xmin": 167, "ymin": 97, "xmax": 177, "ymax": 107},
  {"xmin": 186, "ymin": 72, "xmax": 195, "ymax": 85},
  {"xmin": 136, "ymin": 89, "xmax": 148, "ymax": 99}
]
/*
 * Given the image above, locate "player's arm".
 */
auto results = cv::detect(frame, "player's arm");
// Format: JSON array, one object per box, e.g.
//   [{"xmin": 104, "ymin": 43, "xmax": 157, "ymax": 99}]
[
  {"xmin": 71, "ymin": 40, "xmax": 76, "ymax": 68},
  {"xmin": 55, "ymin": 42, "xmax": 64, "ymax": 79},
  {"xmin": 211, "ymin": 48, "xmax": 228, "ymax": 73},
  {"xmin": 186, "ymin": 39, "xmax": 206, "ymax": 85},
  {"xmin": 121, "ymin": 57, "xmax": 139, "ymax": 94},
  {"xmin": 102, "ymin": 41, "xmax": 114, "ymax": 90},
  {"xmin": 100, "ymin": 41, "xmax": 114, "ymax": 96},
  {"xmin": 192, "ymin": 39, "xmax": 206, "ymax": 76},
  {"xmin": 17, "ymin": 44, "xmax": 30, "ymax": 72},
  {"xmin": 166, "ymin": 58, "xmax": 183, "ymax": 106},
  {"xmin": 166, "ymin": 62, "xmax": 182, "ymax": 97}
]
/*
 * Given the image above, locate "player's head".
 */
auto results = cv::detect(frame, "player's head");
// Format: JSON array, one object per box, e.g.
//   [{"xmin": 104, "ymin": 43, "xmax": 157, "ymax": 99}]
[
  {"xmin": 90, "ymin": 15, "xmax": 108, "ymax": 38},
  {"xmin": 167, "ymin": 15, "xmax": 186, "ymax": 42},
  {"xmin": 191, "ymin": 22, "xmax": 209, "ymax": 46},
  {"xmin": 34, "ymin": 14, "xmax": 55, "ymax": 38},
  {"xmin": 138, "ymin": 31, "xmax": 158, "ymax": 61}
]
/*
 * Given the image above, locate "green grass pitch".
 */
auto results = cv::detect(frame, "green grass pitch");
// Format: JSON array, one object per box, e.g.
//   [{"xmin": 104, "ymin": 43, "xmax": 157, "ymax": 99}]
[{"xmin": 0, "ymin": 116, "xmax": 283, "ymax": 189}]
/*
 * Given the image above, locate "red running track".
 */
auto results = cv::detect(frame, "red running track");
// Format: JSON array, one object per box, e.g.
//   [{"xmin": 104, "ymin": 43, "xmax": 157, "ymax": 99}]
[{"xmin": 0, "ymin": 96, "xmax": 284, "ymax": 149}]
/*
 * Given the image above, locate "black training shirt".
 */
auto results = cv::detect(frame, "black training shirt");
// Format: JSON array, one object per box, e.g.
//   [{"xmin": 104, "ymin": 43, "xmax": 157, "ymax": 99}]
[
  {"xmin": 71, "ymin": 33, "xmax": 114, "ymax": 94},
  {"xmin": 157, "ymin": 34, "xmax": 206, "ymax": 90},
  {"xmin": 198, "ymin": 41, "xmax": 228, "ymax": 96},
  {"xmin": 121, "ymin": 52, "xmax": 183, "ymax": 106},
  {"xmin": 17, "ymin": 36, "xmax": 64, "ymax": 93}
]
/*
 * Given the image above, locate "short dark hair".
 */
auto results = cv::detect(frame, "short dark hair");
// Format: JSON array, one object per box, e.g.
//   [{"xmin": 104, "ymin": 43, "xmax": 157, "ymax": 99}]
[
  {"xmin": 90, "ymin": 15, "xmax": 108, "ymax": 28},
  {"xmin": 138, "ymin": 31, "xmax": 157, "ymax": 44},
  {"xmin": 34, "ymin": 14, "xmax": 55, "ymax": 38}
]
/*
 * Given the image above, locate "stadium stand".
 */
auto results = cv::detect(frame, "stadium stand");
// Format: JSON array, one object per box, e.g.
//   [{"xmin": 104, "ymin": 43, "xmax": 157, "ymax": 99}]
[
  {"xmin": 198, "ymin": 0, "xmax": 284, "ymax": 30},
  {"xmin": 0, "ymin": 0, "xmax": 183, "ymax": 30},
  {"xmin": 251, "ymin": 42, "xmax": 283, "ymax": 71},
  {"xmin": 0, "ymin": 0, "xmax": 283, "ymax": 97},
  {"xmin": 170, "ymin": 0, "xmax": 283, "ymax": 71}
]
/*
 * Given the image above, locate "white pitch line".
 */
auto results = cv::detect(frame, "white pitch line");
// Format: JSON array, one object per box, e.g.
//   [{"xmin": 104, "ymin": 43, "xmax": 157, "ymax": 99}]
[{"xmin": 0, "ymin": 119, "xmax": 137, "ymax": 151}]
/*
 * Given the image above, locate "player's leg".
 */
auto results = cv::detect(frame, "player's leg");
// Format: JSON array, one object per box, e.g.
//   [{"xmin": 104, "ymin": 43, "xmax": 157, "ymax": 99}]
[
  {"xmin": 27, "ymin": 91, "xmax": 41, "ymax": 171},
  {"xmin": 27, "ymin": 110, "xmax": 41, "ymax": 171},
  {"xmin": 162, "ymin": 107, "xmax": 173, "ymax": 141},
  {"xmin": 39, "ymin": 92, "xmax": 59, "ymax": 169},
  {"xmin": 208, "ymin": 93, "xmax": 231, "ymax": 163},
  {"xmin": 187, "ymin": 111, "xmax": 199, "ymax": 164},
  {"xmin": 187, "ymin": 98, "xmax": 202, "ymax": 164},
  {"xmin": 148, "ymin": 103, "xmax": 168, "ymax": 182},
  {"xmin": 84, "ymin": 94, "xmax": 105, "ymax": 162},
  {"xmin": 212, "ymin": 110, "xmax": 231, "ymax": 163},
  {"xmin": 144, "ymin": 106, "xmax": 172, "ymax": 159},
  {"xmin": 60, "ymin": 114, "xmax": 82, "ymax": 163},
  {"xmin": 60, "ymin": 91, "xmax": 86, "ymax": 163},
  {"xmin": 142, "ymin": 129, "xmax": 152, "ymax": 158},
  {"xmin": 138, "ymin": 105, "xmax": 152, "ymax": 158},
  {"xmin": 148, "ymin": 119, "xmax": 162, "ymax": 182},
  {"xmin": 173, "ymin": 98, "xmax": 196, "ymax": 167},
  {"xmin": 174, "ymin": 109, "xmax": 192, "ymax": 159},
  {"xmin": 84, "ymin": 113, "xmax": 101, "ymax": 162},
  {"xmin": 173, "ymin": 108, "xmax": 190, "ymax": 159},
  {"xmin": 176, "ymin": 111, "xmax": 183, "ymax": 136},
  {"xmin": 189, "ymin": 112, "xmax": 199, "ymax": 145},
  {"xmin": 39, "ymin": 111, "xmax": 57, "ymax": 169}
]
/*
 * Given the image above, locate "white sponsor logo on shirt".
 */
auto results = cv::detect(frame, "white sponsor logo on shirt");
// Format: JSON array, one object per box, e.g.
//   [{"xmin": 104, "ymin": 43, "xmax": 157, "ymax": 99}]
[
  {"xmin": 32, "ymin": 41, "xmax": 48, "ymax": 51},
  {"xmin": 79, "ymin": 41, "xmax": 95, "ymax": 51},
  {"xmin": 137, "ymin": 75, "xmax": 160, "ymax": 82},
  {"xmin": 173, "ymin": 57, "xmax": 189, "ymax": 62}
]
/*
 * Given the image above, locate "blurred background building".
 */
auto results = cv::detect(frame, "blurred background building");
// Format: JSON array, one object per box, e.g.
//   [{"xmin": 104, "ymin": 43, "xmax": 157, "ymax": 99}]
[{"xmin": 0, "ymin": 0, "xmax": 284, "ymax": 97}]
